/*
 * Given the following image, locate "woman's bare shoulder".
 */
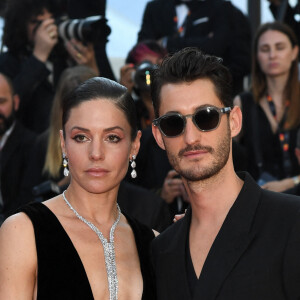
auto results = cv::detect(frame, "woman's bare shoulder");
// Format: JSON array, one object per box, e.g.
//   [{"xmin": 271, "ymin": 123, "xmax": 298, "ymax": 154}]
[
  {"xmin": 0, "ymin": 212, "xmax": 36, "ymax": 254},
  {"xmin": 0, "ymin": 212, "xmax": 34, "ymax": 235},
  {"xmin": 0, "ymin": 213, "xmax": 37, "ymax": 299}
]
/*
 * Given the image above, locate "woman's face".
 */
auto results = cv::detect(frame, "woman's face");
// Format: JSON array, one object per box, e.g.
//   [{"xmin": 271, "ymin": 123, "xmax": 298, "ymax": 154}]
[
  {"xmin": 61, "ymin": 99, "xmax": 140, "ymax": 194},
  {"xmin": 257, "ymin": 29, "xmax": 298, "ymax": 77}
]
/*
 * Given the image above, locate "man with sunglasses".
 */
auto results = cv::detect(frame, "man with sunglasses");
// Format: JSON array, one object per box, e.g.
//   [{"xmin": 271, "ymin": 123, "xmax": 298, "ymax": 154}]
[{"xmin": 151, "ymin": 47, "xmax": 300, "ymax": 299}]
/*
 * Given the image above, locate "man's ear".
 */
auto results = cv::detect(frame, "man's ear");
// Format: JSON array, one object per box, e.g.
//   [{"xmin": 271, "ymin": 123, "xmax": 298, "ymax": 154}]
[
  {"xmin": 13, "ymin": 94, "xmax": 20, "ymax": 111},
  {"xmin": 230, "ymin": 106, "xmax": 242, "ymax": 138},
  {"xmin": 152, "ymin": 123, "xmax": 166, "ymax": 150}
]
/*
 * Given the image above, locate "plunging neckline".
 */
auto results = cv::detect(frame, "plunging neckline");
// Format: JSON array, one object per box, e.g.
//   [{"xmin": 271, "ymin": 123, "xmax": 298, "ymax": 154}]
[
  {"xmin": 18, "ymin": 201, "xmax": 157, "ymax": 300},
  {"xmin": 39, "ymin": 202, "xmax": 96, "ymax": 298}
]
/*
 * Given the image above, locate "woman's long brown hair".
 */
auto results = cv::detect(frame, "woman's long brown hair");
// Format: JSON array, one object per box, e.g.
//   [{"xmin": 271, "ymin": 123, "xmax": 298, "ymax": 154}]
[{"xmin": 252, "ymin": 21, "xmax": 300, "ymax": 129}]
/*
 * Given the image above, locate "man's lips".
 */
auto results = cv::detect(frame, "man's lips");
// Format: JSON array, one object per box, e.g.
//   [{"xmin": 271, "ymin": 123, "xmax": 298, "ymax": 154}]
[
  {"xmin": 183, "ymin": 150, "xmax": 208, "ymax": 157},
  {"xmin": 179, "ymin": 144, "xmax": 213, "ymax": 156}
]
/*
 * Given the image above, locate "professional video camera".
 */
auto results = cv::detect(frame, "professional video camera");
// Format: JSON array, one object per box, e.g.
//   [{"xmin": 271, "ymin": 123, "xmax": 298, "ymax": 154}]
[
  {"xmin": 132, "ymin": 60, "xmax": 158, "ymax": 92},
  {"xmin": 56, "ymin": 15, "xmax": 111, "ymax": 44}
]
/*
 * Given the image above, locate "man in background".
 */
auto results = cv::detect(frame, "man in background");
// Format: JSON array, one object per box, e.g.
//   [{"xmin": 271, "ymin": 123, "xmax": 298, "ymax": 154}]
[
  {"xmin": 0, "ymin": 73, "xmax": 36, "ymax": 223},
  {"xmin": 138, "ymin": 0, "xmax": 252, "ymax": 95}
]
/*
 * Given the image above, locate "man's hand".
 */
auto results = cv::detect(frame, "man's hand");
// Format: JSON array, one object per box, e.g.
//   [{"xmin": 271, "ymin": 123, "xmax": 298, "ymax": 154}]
[
  {"xmin": 160, "ymin": 170, "xmax": 185, "ymax": 204},
  {"xmin": 65, "ymin": 39, "xmax": 99, "ymax": 75},
  {"xmin": 33, "ymin": 18, "xmax": 58, "ymax": 62},
  {"xmin": 119, "ymin": 63, "xmax": 135, "ymax": 92}
]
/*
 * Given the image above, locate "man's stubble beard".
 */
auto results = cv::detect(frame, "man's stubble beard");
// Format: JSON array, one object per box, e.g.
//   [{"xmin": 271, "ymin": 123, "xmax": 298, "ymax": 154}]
[{"xmin": 165, "ymin": 122, "xmax": 231, "ymax": 182}]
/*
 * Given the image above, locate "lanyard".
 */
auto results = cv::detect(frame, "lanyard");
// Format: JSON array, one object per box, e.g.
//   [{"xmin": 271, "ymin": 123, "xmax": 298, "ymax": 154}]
[{"xmin": 266, "ymin": 94, "xmax": 292, "ymax": 176}]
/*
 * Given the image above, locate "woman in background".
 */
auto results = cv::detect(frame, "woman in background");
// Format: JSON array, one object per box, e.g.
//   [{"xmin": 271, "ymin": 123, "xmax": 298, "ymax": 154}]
[{"xmin": 235, "ymin": 21, "xmax": 300, "ymax": 193}]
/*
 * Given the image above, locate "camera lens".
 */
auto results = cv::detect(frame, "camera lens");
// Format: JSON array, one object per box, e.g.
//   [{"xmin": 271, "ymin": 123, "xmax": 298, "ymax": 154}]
[
  {"xmin": 56, "ymin": 15, "xmax": 110, "ymax": 43},
  {"xmin": 133, "ymin": 61, "xmax": 158, "ymax": 92}
]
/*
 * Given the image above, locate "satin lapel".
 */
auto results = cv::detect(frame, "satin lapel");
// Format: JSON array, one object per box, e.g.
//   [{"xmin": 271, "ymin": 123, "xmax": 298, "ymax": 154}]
[
  {"xmin": 193, "ymin": 173, "xmax": 262, "ymax": 300},
  {"xmin": 161, "ymin": 208, "xmax": 192, "ymax": 300}
]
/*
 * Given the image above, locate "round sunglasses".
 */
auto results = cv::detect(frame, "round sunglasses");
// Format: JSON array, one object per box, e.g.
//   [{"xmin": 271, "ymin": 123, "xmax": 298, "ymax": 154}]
[{"xmin": 153, "ymin": 106, "xmax": 232, "ymax": 137}]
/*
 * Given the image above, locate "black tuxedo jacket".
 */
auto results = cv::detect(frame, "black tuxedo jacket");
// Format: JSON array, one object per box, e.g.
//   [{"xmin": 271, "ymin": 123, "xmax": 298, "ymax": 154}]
[
  {"xmin": 151, "ymin": 173, "xmax": 300, "ymax": 299},
  {"xmin": 138, "ymin": 0, "xmax": 230, "ymax": 56},
  {"xmin": 138, "ymin": 0, "xmax": 251, "ymax": 94},
  {"xmin": 1, "ymin": 121, "xmax": 36, "ymax": 218}
]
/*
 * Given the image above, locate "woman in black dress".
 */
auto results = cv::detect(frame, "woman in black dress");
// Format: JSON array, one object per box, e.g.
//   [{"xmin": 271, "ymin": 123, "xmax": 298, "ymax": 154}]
[{"xmin": 0, "ymin": 77, "xmax": 157, "ymax": 299}]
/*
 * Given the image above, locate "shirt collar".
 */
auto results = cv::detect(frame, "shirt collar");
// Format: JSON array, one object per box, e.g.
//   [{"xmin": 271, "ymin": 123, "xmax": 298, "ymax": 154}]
[{"xmin": 0, "ymin": 121, "xmax": 16, "ymax": 150}]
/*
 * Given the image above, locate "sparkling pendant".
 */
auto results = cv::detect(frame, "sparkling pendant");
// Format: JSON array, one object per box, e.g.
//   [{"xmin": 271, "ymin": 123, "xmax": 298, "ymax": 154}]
[
  {"xmin": 131, "ymin": 169, "xmax": 137, "ymax": 178},
  {"xmin": 64, "ymin": 167, "xmax": 69, "ymax": 177},
  {"xmin": 63, "ymin": 158, "xmax": 68, "ymax": 166},
  {"xmin": 131, "ymin": 161, "xmax": 136, "ymax": 168},
  {"xmin": 62, "ymin": 191, "xmax": 121, "ymax": 300}
]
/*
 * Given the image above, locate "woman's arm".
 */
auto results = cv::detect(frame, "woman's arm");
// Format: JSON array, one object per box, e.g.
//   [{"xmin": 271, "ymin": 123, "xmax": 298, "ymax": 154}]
[
  {"xmin": 0, "ymin": 214, "xmax": 37, "ymax": 299},
  {"xmin": 262, "ymin": 175, "xmax": 300, "ymax": 193}
]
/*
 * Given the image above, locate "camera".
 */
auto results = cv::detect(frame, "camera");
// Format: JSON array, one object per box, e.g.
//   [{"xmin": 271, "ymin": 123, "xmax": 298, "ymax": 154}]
[
  {"xmin": 132, "ymin": 60, "xmax": 158, "ymax": 92},
  {"xmin": 56, "ymin": 15, "xmax": 111, "ymax": 43}
]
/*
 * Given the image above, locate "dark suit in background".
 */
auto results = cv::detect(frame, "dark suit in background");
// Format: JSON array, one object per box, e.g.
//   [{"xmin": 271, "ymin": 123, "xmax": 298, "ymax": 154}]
[
  {"xmin": 138, "ymin": 0, "xmax": 251, "ymax": 95},
  {"xmin": 0, "ymin": 52, "xmax": 67, "ymax": 134},
  {"xmin": 0, "ymin": 121, "xmax": 36, "ymax": 219},
  {"xmin": 118, "ymin": 181, "xmax": 171, "ymax": 232},
  {"xmin": 152, "ymin": 172, "xmax": 300, "ymax": 299}
]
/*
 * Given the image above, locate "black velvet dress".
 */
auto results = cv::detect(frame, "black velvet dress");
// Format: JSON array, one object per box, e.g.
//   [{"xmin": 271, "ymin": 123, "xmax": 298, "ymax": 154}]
[{"xmin": 18, "ymin": 202, "xmax": 156, "ymax": 299}]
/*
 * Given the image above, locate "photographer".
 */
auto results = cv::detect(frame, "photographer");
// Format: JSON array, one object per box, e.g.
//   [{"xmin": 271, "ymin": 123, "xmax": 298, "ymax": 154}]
[
  {"xmin": 0, "ymin": 0, "xmax": 102, "ymax": 133},
  {"xmin": 120, "ymin": 41, "xmax": 167, "ymax": 129}
]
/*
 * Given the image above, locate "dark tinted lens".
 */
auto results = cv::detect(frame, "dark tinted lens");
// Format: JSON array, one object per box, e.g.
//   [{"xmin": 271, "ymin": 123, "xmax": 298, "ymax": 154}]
[
  {"xmin": 194, "ymin": 108, "xmax": 219, "ymax": 131},
  {"xmin": 159, "ymin": 115, "xmax": 185, "ymax": 137}
]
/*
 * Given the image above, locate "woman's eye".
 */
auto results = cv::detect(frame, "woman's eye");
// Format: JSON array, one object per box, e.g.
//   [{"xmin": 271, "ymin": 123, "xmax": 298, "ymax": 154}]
[
  {"xmin": 107, "ymin": 135, "xmax": 121, "ymax": 143},
  {"xmin": 276, "ymin": 45, "xmax": 285, "ymax": 51},
  {"xmin": 260, "ymin": 46, "xmax": 269, "ymax": 53},
  {"xmin": 73, "ymin": 135, "xmax": 88, "ymax": 142}
]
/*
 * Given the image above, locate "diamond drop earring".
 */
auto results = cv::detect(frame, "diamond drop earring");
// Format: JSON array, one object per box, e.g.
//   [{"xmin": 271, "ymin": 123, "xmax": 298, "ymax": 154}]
[
  {"xmin": 62, "ymin": 153, "xmax": 69, "ymax": 177},
  {"xmin": 130, "ymin": 155, "xmax": 137, "ymax": 178}
]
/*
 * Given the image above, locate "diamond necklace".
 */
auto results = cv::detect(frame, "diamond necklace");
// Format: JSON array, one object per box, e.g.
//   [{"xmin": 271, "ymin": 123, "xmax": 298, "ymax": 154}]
[{"xmin": 62, "ymin": 191, "xmax": 121, "ymax": 300}]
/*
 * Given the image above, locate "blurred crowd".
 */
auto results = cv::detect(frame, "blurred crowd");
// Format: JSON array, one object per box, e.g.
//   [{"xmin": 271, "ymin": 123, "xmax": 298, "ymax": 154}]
[{"xmin": 0, "ymin": 0, "xmax": 299, "ymax": 228}]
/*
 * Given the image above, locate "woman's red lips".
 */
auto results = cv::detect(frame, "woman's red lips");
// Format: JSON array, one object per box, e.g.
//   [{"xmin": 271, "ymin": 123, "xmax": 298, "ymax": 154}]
[{"xmin": 86, "ymin": 168, "xmax": 109, "ymax": 176}]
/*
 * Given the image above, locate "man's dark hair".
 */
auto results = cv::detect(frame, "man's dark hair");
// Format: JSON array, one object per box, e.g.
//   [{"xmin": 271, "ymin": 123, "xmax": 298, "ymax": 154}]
[
  {"xmin": 2, "ymin": 0, "xmax": 58, "ymax": 56},
  {"xmin": 151, "ymin": 47, "xmax": 233, "ymax": 118}
]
